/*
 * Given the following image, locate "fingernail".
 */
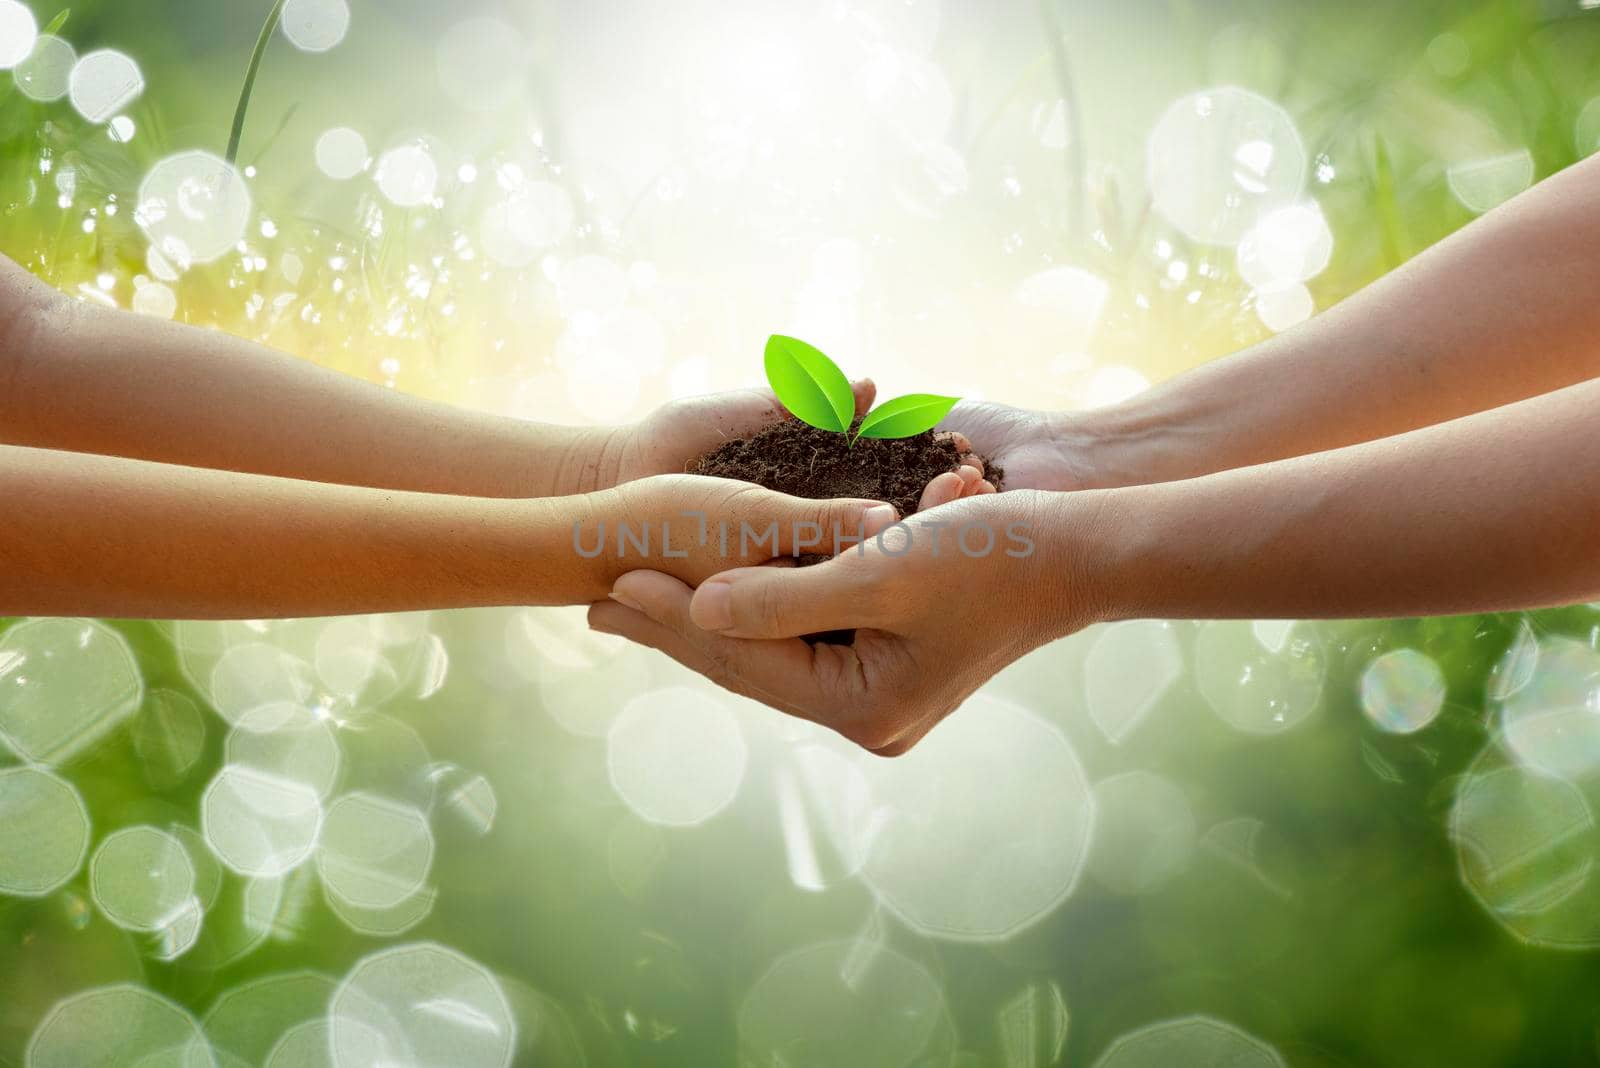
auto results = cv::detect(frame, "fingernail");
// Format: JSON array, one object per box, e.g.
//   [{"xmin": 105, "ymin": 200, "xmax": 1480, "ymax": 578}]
[
  {"xmin": 957, "ymin": 464, "xmax": 981, "ymax": 483},
  {"xmin": 608, "ymin": 590, "xmax": 644, "ymax": 613},
  {"xmin": 863, "ymin": 503, "xmax": 897, "ymax": 537},
  {"xmin": 694, "ymin": 581, "xmax": 734, "ymax": 630}
]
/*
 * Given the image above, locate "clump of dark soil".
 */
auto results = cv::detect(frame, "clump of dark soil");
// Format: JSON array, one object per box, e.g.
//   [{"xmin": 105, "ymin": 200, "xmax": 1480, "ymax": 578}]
[
  {"xmin": 690, "ymin": 418, "xmax": 1003, "ymax": 646},
  {"xmin": 690, "ymin": 418, "xmax": 1003, "ymax": 520}
]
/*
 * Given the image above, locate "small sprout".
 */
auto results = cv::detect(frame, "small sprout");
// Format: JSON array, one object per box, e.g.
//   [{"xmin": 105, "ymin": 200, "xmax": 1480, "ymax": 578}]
[
  {"xmin": 764, "ymin": 334, "xmax": 854, "ymax": 433},
  {"xmin": 763, "ymin": 334, "xmax": 959, "ymax": 445}
]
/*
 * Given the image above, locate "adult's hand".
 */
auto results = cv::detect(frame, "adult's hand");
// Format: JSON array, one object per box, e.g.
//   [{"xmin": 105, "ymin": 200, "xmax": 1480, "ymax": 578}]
[{"xmin": 588, "ymin": 491, "xmax": 1094, "ymax": 754}]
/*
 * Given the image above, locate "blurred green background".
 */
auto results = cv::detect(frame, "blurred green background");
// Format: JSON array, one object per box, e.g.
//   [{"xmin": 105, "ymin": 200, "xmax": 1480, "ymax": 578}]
[{"xmin": 4, "ymin": 0, "xmax": 1600, "ymax": 1065}]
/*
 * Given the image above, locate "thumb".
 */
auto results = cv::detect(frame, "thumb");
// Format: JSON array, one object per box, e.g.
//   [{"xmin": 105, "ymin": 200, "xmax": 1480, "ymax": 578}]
[
  {"xmin": 850, "ymin": 378, "xmax": 877, "ymax": 418},
  {"xmin": 690, "ymin": 560, "xmax": 874, "ymax": 640}
]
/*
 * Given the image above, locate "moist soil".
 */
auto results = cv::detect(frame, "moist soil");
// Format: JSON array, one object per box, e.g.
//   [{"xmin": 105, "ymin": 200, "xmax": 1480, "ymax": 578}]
[
  {"xmin": 690, "ymin": 418, "xmax": 1004, "ymax": 645},
  {"xmin": 690, "ymin": 418, "xmax": 1003, "ymax": 520}
]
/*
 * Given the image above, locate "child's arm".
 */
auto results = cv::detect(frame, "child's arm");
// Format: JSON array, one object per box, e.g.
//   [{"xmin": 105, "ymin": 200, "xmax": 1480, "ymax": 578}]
[
  {"xmin": 0, "ymin": 255, "xmax": 853, "ymax": 499},
  {"xmin": 0, "ymin": 445, "xmax": 892, "ymax": 619},
  {"xmin": 948, "ymin": 152, "xmax": 1600, "ymax": 491}
]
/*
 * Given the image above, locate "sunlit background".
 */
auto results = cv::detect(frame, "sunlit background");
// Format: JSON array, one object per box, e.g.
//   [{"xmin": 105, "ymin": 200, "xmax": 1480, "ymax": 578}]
[{"xmin": 4, "ymin": 0, "xmax": 1600, "ymax": 1065}]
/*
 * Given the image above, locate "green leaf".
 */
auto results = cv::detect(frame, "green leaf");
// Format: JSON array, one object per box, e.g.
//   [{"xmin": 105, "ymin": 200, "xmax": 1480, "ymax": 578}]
[
  {"xmin": 855, "ymin": 394, "xmax": 961, "ymax": 441},
  {"xmin": 764, "ymin": 335, "xmax": 854, "ymax": 434},
  {"xmin": 42, "ymin": 9, "xmax": 70, "ymax": 36}
]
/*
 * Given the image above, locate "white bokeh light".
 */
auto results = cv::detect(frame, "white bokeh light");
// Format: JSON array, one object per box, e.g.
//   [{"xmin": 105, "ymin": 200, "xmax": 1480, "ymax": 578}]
[
  {"xmin": 1088, "ymin": 771, "xmax": 1197, "ymax": 895},
  {"xmin": 1360, "ymin": 649, "xmax": 1447, "ymax": 734},
  {"xmin": 1147, "ymin": 87, "xmax": 1306, "ymax": 246},
  {"xmin": 89, "ymin": 825, "xmax": 197, "ymax": 932},
  {"xmin": 1236, "ymin": 201, "xmax": 1332, "ymax": 287},
  {"xmin": 281, "ymin": 0, "xmax": 350, "ymax": 53},
  {"xmin": 132, "ymin": 279, "xmax": 177, "ymax": 319},
  {"xmin": 1253, "ymin": 281, "xmax": 1314, "ymax": 333},
  {"xmin": 207, "ymin": 641, "xmax": 313, "ymax": 727},
  {"xmin": 13, "ymin": 33, "xmax": 73, "ymax": 101},
  {"xmin": 0, "ymin": 0, "xmax": 37, "ymax": 70},
  {"xmin": 316, "ymin": 126, "xmax": 370, "ymax": 180},
  {"xmin": 1083, "ymin": 621, "xmax": 1183, "ymax": 743},
  {"xmin": 1194, "ymin": 619, "xmax": 1324, "ymax": 734},
  {"xmin": 330, "ymin": 942, "xmax": 516, "ymax": 1068},
  {"xmin": 607, "ymin": 687, "xmax": 747, "ymax": 826},
  {"xmin": 1447, "ymin": 149, "xmax": 1533, "ymax": 214},
  {"xmin": 0, "ymin": 617, "xmax": 143, "ymax": 765},
  {"xmin": 1452, "ymin": 744, "xmax": 1600, "ymax": 948},
  {"xmin": 27, "ymin": 985, "xmax": 213, "ymax": 1068},
  {"xmin": 226, "ymin": 700, "xmax": 342, "ymax": 798},
  {"xmin": 738, "ymin": 940, "xmax": 950, "ymax": 1067},
  {"xmin": 201, "ymin": 764, "xmax": 324, "ymax": 877},
  {"xmin": 860, "ymin": 694, "xmax": 1094, "ymax": 940},
  {"xmin": 317, "ymin": 792, "xmax": 435, "ymax": 910},
  {"xmin": 202, "ymin": 971, "xmax": 338, "ymax": 1068},
  {"xmin": 376, "ymin": 141, "xmax": 440, "ymax": 207},
  {"xmin": 137, "ymin": 150, "xmax": 253, "ymax": 269},
  {"xmin": 0, "ymin": 767, "xmax": 90, "ymax": 896},
  {"xmin": 68, "ymin": 48, "xmax": 144, "ymax": 123},
  {"xmin": 1094, "ymin": 1015, "xmax": 1285, "ymax": 1068},
  {"xmin": 1497, "ymin": 636, "xmax": 1600, "ymax": 781}
]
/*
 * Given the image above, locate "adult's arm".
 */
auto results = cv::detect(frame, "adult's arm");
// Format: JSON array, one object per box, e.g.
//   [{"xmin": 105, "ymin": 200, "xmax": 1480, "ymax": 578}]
[
  {"xmin": 950, "ymin": 153, "xmax": 1600, "ymax": 490},
  {"xmin": 594, "ymin": 375, "xmax": 1600, "ymax": 752}
]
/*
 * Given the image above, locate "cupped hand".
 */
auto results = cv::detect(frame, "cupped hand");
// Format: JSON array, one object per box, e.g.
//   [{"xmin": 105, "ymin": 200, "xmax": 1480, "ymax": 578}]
[
  {"xmin": 591, "ymin": 474, "xmax": 899, "ymax": 589},
  {"xmin": 588, "ymin": 491, "xmax": 1094, "ymax": 755},
  {"xmin": 609, "ymin": 382, "xmax": 874, "ymax": 485},
  {"xmin": 938, "ymin": 401, "xmax": 1093, "ymax": 491},
  {"xmin": 613, "ymin": 381, "xmax": 992, "ymax": 490}
]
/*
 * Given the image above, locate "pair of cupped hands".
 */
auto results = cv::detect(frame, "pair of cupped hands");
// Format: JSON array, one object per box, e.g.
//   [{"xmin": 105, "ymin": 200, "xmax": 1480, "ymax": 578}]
[{"xmin": 584, "ymin": 380, "xmax": 1087, "ymax": 756}]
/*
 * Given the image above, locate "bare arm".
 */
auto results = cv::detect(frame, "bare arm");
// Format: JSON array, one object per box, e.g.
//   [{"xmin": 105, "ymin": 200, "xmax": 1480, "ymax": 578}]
[
  {"xmin": 1081, "ymin": 374, "xmax": 1600, "ymax": 621},
  {"xmin": 952, "ymin": 153, "xmax": 1600, "ymax": 491},
  {"xmin": 0, "ymin": 446, "xmax": 886, "ymax": 619},
  {"xmin": 0, "ymin": 255, "xmax": 830, "ymax": 499},
  {"xmin": 588, "ymin": 376, "xmax": 1600, "ymax": 752},
  {"xmin": 0, "ymin": 258, "xmax": 622, "ymax": 498}
]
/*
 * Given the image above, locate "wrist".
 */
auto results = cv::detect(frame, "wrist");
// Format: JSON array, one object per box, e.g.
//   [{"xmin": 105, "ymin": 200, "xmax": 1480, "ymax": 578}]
[
  {"xmin": 1026, "ymin": 487, "xmax": 1141, "ymax": 638},
  {"xmin": 510, "ymin": 491, "xmax": 620, "ymax": 604},
  {"xmin": 546, "ymin": 424, "xmax": 632, "ymax": 496},
  {"xmin": 1057, "ymin": 395, "xmax": 1207, "ymax": 490}
]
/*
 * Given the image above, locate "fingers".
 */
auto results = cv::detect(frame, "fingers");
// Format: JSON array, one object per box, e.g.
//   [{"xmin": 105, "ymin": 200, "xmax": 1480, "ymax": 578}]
[
  {"xmin": 689, "ymin": 560, "xmax": 875, "ymax": 640},
  {"xmin": 916, "ymin": 465, "xmax": 992, "ymax": 510},
  {"xmin": 918, "ymin": 471, "xmax": 966, "ymax": 512},
  {"xmin": 769, "ymin": 496, "xmax": 897, "ymax": 557},
  {"xmin": 596, "ymin": 571, "xmax": 836, "ymax": 720},
  {"xmin": 937, "ymin": 430, "xmax": 984, "ymax": 473},
  {"xmin": 850, "ymin": 378, "xmax": 877, "ymax": 419}
]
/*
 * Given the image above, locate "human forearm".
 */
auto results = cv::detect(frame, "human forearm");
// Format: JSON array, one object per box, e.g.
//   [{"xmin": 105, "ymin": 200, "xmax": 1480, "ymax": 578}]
[
  {"xmin": 1066, "ymin": 154, "xmax": 1600, "ymax": 489},
  {"xmin": 0, "ymin": 444, "xmax": 617, "ymax": 618},
  {"xmin": 0, "ymin": 257, "xmax": 619, "ymax": 498},
  {"xmin": 1055, "ymin": 378, "xmax": 1600, "ymax": 627}
]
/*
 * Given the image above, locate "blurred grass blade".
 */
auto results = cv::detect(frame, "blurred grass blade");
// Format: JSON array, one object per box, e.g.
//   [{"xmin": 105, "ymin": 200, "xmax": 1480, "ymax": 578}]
[
  {"xmin": 227, "ymin": 0, "xmax": 289, "ymax": 166},
  {"xmin": 42, "ymin": 9, "xmax": 70, "ymax": 35},
  {"xmin": 1371, "ymin": 134, "xmax": 1405, "ymax": 269}
]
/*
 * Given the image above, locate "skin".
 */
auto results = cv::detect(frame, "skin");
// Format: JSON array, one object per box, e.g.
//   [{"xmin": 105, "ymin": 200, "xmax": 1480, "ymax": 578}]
[
  {"xmin": 595, "ymin": 153, "xmax": 1600, "ymax": 755},
  {"xmin": 945, "ymin": 151, "xmax": 1600, "ymax": 492},
  {"xmin": 0, "ymin": 254, "xmax": 992, "ymax": 618}
]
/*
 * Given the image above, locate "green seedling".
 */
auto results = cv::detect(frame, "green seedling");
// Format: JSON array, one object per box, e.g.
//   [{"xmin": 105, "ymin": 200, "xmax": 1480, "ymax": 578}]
[{"xmin": 764, "ymin": 334, "xmax": 959, "ymax": 446}]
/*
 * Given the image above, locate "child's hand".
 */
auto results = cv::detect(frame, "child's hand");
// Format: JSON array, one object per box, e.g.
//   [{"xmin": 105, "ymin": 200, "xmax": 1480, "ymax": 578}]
[
  {"xmin": 913, "ymin": 439, "xmax": 997, "ymax": 511},
  {"xmin": 609, "ymin": 381, "xmax": 878, "ymax": 486},
  {"xmin": 587, "ymin": 474, "xmax": 898, "ymax": 589}
]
